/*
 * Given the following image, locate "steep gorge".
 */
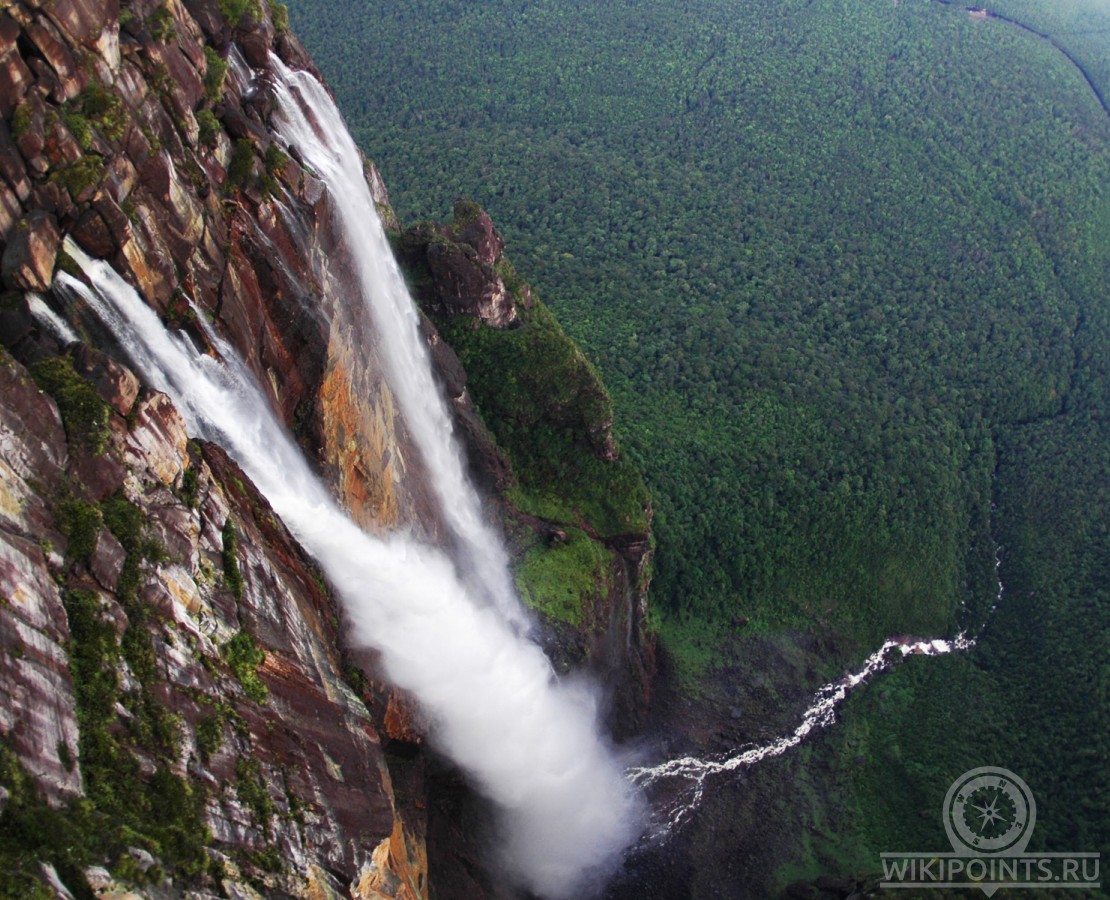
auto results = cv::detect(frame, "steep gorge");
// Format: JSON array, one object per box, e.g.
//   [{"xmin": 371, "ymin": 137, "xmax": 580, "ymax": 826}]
[{"xmin": 0, "ymin": 1, "xmax": 653, "ymax": 896}]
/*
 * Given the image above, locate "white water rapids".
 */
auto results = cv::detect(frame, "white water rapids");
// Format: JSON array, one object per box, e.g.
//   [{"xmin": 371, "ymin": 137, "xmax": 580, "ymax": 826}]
[
  {"xmin": 628, "ymin": 632, "xmax": 977, "ymax": 842},
  {"xmin": 627, "ymin": 551, "xmax": 1001, "ymax": 841}
]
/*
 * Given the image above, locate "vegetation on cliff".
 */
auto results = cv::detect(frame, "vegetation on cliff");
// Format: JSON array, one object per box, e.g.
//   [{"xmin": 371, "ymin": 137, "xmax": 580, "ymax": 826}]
[{"xmin": 400, "ymin": 201, "xmax": 652, "ymax": 646}]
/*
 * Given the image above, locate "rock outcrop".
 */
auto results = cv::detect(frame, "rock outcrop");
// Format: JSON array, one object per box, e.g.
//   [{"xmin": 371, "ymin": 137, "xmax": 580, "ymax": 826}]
[
  {"xmin": 403, "ymin": 200, "xmax": 655, "ymax": 738},
  {"xmin": 400, "ymin": 199, "xmax": 519, "ymax": 329}
]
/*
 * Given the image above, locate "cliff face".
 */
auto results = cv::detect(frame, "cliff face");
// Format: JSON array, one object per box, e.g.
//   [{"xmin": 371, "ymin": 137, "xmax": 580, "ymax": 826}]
[{"xmin": 0, "ymin": 1, "xmax": 652, "ymax": 897}]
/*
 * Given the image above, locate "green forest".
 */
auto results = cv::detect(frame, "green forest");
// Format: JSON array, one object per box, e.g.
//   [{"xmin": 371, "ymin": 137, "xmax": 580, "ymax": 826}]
[{"xmin": 285, "ymin": 0, "xmax": 1109, "ymax": 888}]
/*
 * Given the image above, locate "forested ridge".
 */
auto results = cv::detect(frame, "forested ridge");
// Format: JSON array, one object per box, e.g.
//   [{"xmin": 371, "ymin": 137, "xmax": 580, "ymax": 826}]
[{"xmin": 285, "ymin": 0, "xmax": 1110, "ymax": 887}]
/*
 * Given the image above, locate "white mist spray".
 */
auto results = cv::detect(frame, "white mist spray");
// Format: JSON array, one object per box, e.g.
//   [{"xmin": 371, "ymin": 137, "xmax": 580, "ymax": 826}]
[
  {"xmin": 265, "ymin": 55, "xmax": 526, "ymax": 631},
  {"xmin": 63, "ymin": 239, "xmax": 641, "ymax": 894}
]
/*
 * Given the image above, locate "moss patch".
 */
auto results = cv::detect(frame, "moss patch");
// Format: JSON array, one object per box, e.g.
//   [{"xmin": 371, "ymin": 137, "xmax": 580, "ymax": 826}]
[
  {"xmin": 222, "ymin": 631, "xmax": 267, "ymax": 704},
  {"xmin": 30, "ymin": 356, "xmax": 111, "ymax": 454},
  {"xmin": 224, "ymin": 139, "xmax": 254, "ymax": 193},
  {"xmin": 196, "ymin": 109, "xmax": 219, "ymax": 149},
  {"xmin": 55, "ymin": 497, "xmax": 101, "ymax": 564},
  {"xmin": 513, "ymin": 527, "xmax": 610, "ymax": 627},
  {"xmin": 203, "ymin": 48, "xmax": 228, "ymax": 103},
  {"xmin": 217, "ymin": 0, "xmax": 262, "ymax": 26},
  {"xmin": 0, "ymin": 741, "xmax": 93, "ymax": 900},
  {"xmin": 268, "ymin": 0, "xmax": 289, "ymax": 33},
  {"xmin": 234, "ymin": 757, "xmax": 274, "ymax": 837},
  {"xmin": 61, "ymin": 587, "xmax": 211, "ymax": 877},
  {"xmin": 433, "ymin": 296, "xmax": 649, "ymax": 539},
  {"xmin": 221, "ymin": 517, "xmax": 244, "ymax": 599}
]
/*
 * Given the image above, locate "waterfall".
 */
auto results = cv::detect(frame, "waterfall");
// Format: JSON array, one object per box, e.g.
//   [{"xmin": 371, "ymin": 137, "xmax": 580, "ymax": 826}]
[
  {"xmin": 265, "ymin": 55, "xmax": 525, "ymax": 631},
  {"xmin": 62, "ymin": 237, "xmax": 640, "ymax": 896}
]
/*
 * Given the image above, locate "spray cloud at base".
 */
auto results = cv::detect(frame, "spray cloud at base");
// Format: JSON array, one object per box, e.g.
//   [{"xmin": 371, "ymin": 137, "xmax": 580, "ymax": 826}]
[{"xmin": 61, "ymin": 150, "xmax": 641, "ymax": 898}]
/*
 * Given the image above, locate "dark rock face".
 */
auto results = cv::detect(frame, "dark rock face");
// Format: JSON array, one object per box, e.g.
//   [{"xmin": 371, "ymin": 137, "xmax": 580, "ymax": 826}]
[{"xmin": 404, "ymin": 200, "xmax": 519, "ymax": 329}]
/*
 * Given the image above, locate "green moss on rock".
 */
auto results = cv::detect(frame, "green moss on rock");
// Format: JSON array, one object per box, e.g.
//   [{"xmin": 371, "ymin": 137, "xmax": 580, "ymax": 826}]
[
  {"xmin": 30, "ymin": 356, "xmax": 111, "ymax": 454},
  {"xmin": 514, "ymin": 527, "xmax": 611, "ymax": 627},
  {"xmin": 203, "ymin": 48, "xmax": 228, "ymax": 103},
  {"xmin": 221, "ymin": 518, "xmax": 244, "ymax": 599},
  {"xmin": 56, "ymin": 497, "xmax": 101, "ymax": 564},
  {"xmin": 222, "ymin": 631, "xmax": 267, "ymax": 703},
  {"xmin": 234, "ymin": 757, "xmax": 274, "ymax": 836}
]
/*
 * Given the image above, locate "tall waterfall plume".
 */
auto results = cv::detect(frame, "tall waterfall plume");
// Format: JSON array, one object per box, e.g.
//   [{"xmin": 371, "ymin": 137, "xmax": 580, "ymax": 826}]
[
  {"xmin": 60, "ymin": 63, "xmax": 642, "ymax": 893},
  {"xmin": 267, "ymin": 55, "xmax": 526, "ymax": 631}
]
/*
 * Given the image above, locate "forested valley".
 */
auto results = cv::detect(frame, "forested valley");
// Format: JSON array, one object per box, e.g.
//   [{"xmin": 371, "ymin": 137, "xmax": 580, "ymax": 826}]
[{"xmin": 286, "ymin": 0, "xmax": 1109, "ymax": 890}]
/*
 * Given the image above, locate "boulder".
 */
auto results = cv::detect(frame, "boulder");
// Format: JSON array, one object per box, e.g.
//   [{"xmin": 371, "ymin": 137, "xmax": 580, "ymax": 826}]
[
  {"xmin": 451, "ymin": 201, "xmax": 505, "ymax": 266},
  {"xmin": 0, "ymin": 120, "xmax": 32, "ymax": 202},
  {"xmin": 71, "ymin": 342, "xmax": 140, "ymax": 415},
  {"xmin": 426, "ymin": 241, "xmax": 517, "ymax": 328},
  {"xmin": 90, "ymin": 527, "xmax": 127, "ymax": 591},
  {"xmin": 41, "ymin": 0, "xmax": 116, "ymax": 48},
  {"xmin": 25, "ymin": 17, "xmax": 80, "ymax": 102},
  {"xmin": 0, "ymin": 45, "xmax": 34, "ymax": 119},
  {"xmin": 2, "ymin": 211, "xmax": 60, "ymax": 291},
  {"xmin": 12, "ymin": 95, "xmax": 47, "ymax": 172}
]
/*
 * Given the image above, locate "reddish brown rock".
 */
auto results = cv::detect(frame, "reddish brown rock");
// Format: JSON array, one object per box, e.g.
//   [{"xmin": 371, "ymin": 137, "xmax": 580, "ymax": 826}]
[
  {"xmin": 451, "ymin": 202, "xmax": 505, "ymax": 267},
  {"xmin": 0, "ymin": 27, "xmax": 33, "ymax": 118},
  {"xmin": 26, "ymin": 181, "xmax": 75, "ymax": 223},
  {"xmin": 238, "ymin": 19, "xmax": 274, "ymax": 68},
  {"xmin": 2, "ymin": 211, "xmax": 59, "ymax": 291},
  {"xmin": 70, "ymin": 208, "xmax": 116, "ymax": 258},
  {"xmin": 89, "ymin": 527, "xmax": 127, "ymax": 591},
  {"xmin": 25, "ymin": 17, "xmax": 80, "ymax": 102},
  {"xmin": 180, "ymin": 0, "xmax": 228, "ymax": 43},
  {"xmin": 41, "ymin": 0, "xmax": 116, "ymax": 48},
  {"xmin": 0, "ymin": 120, "xmax": 32, "ymax": 202},
  {"xmin": 0, "ymin": 13, "xmax": 19, "ymax": 56},
  {"xmin": 12, "ymin": 95, "xmax": 47, "ymax": 172},
  {"xmin": 0, "ymin": 180, "xmax": 19, "ymax": 238},
  {"xmin": 0, "ymin": 533, "xmax": 83, "ymax": 804},
  {"xmin": 103, "ymin": 154, "xmax": 138, "ymax": 204},
  {"xmin": 425, "ymin": 242, "xmax": 516, "ymax": 328},
  {"xmin": 41, "ymin": 112, "xmax": 83, "ymax": 171},
  {"xmin": 124, "ymin": 392, "xmax": 189, "ymax": 486},
  {"xmin": 114, "ymin": 208, "xmax": 177, "ymax": 309},
  {"xmin": 71, "ymin": 343, "xmax": 140, "ymax": 415},
  {"xmin": 145, "ymin": 41, "xmax": 204, "ymax": 125},
  {"xmin": 91, "ymin": 194, "xmax": 132, "ymax": 247},
  {"xmin": 383, "ymin": 690, "xmax": 424, "ymax": 745}
]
